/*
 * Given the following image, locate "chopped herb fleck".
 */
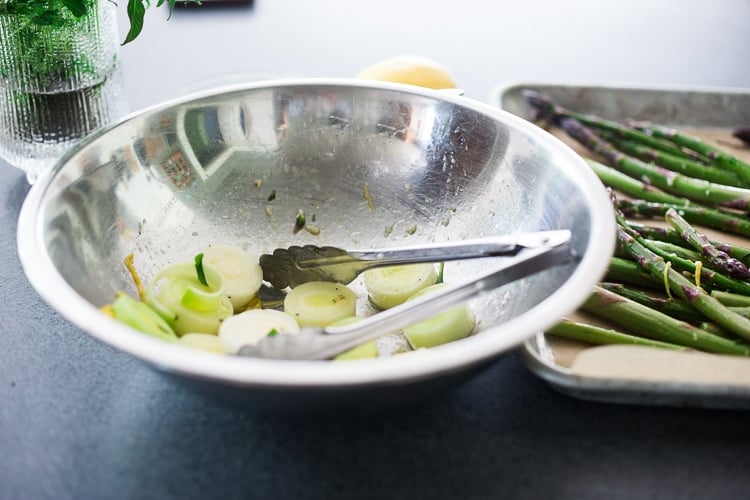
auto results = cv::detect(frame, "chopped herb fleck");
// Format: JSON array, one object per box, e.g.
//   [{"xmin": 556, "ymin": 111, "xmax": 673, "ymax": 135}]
[
  {"xmin": 267, "ymin": 190, "xmax": 277, "ymax": 201},
  {"xmin": 294, "ymin": 209, "xmax": 306, "ymax": 234},
  {"xmin": 267, "ymin": 328, "xmax": 279, "ymax": 337}
]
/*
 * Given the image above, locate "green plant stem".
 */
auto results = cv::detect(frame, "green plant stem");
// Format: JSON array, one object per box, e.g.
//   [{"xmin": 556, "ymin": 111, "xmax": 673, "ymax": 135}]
[
  {"xmin": 605, "ymin": 257, "xmax": 662, "ymax": 289},
  {"xmin": 581, "ymin": 286, "xmax": 750, "ymax": 355},
  {"xmin": 628, "ymin": 222, "xmax": 750, "ymax": 264},
  {"xmin": 711, "ymin": 290, "xmax": 750, "ymax": 307},
  {"xmin": 615, "ymin": 216, "xmax": 750, "ymax": 342},
  {"xmin": 547, "ymin": 319, "xmax": 686, "ymax": 350},
  {"xmin": 617, "ymin": 199, "xmax": 750, "ymax": 238},
  {"xmin": 600, "ymin": 134, "xmax": 747, "ymax": 187},
  {"xmin": 521, "ymin": 90, "xmax": 706, "ymax": 161},
  {"xmin": 632, "ymin": 122, "xmax": 750, "ymax": 184},
  {"xmin": 664, "ymin": 207, "xmax": 750, "ymax": 279},
  {"xmin": 627, "ymin": 233, "xmax": 750, "ymax": 295},
  {"xmin": 585, "ymin": 159, "xmax": 689, "ymax": 205},
  {"xmin": 599, "ymin": 282, "xmax": 706, "ymax": 323},
  {"xmin": 559, "ymin": 116, "xmax": 750, "ymax": 210}
]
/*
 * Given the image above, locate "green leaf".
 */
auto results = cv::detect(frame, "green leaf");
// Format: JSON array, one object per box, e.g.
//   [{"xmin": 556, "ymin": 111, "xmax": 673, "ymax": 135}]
[
  {"xmin": 122, "ymin": 0, "xmax": 147, "ymax": 45},
  {"xmin": 61, "ymin": 0, "xmax": 88, "ymax": 17}
]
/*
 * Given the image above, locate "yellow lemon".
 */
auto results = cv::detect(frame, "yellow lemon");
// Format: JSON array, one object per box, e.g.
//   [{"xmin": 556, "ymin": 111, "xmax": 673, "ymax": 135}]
[{"xmin": 356, "ymin": 55, "xmax": 457, "ymax": 89}]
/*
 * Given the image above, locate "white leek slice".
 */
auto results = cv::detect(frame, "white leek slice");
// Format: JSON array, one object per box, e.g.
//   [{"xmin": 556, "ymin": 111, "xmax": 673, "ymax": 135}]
[
  {"xmin": 111, "ymin": 293, "xmax": 177, "ymax": 342},
  {"xmin": 402, "ymin": 284, "xmax": 475, "ymax": 349},
  {"xmin": 283, "ymin": 281, "xmax": 357, "ymax": 327},
  {"xmin": 363, "ymin": 263, "xmax": 437, "ymax": 310},
  {"xmin": 328, "ymin": 317, "xmax": 376, "ymax": 360},
  {"xmin": 202, "ymin": 243, "xmax": 263, "ymax": 312},
  {"xmin": 145, "ymin": 261, "xmax": 233, "ymax": 336},
  {"xmin": 335, "ymin": 340, "xmax": 379, "ymax": 360},
  {"xmin": 179, "ymin": 333, "xmax": 225, "ymax": 354},
  {"xmin": 218, "ymin": 309, "xmax": 300, "ymax": 355}
]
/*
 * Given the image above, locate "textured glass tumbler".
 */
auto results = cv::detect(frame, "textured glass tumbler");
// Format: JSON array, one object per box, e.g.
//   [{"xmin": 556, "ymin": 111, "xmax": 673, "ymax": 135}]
[{"xmin": 0, "ymin": 1, "xmax": 129, "ymax": 183}]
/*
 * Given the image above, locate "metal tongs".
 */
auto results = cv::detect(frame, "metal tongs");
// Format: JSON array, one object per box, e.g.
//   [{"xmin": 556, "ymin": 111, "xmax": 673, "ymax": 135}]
[
  {"xmin": 241, "ymin": 229, "xmax": 573, "ymax": 361},
  {"xmin": 260, "ymin": 230, "xmax": 573, "ymax": 288}
]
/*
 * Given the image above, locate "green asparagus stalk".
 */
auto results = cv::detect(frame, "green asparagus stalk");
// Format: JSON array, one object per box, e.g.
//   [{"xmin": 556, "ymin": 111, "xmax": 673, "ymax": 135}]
[
  {"xmin": 698, "ymin": 322, "xmax": 737, "ymax": 340},
  {"xmin": 615, "ymin": 217, "xmax": 750, "ymax": 342},
  {"xmin": 632, "ymin": 122, "xmax": 750, "ymax": 184},
  {"xmin": 646, "ymin": 240, "xmax": 702, "ymax": 262},
  {"xmin": 521, "ymin": 90, "xmax": 706, "ymax": 162},
  {"xmin": 664, "ymin": 207, "xmax": 750, "ymax": 279},
  {"xmin": 711, "ymin": 290, "xmax": 750, "ymax": 307},
  {"xmin": 618, "ymin": 199, "xmax": 750, "ymax": 238},
  {"xmin": 628, "ymin": 222, "xmax": 750, "ymax": 264},
  {"xmin": 600, "ymin": 134, "xmax": 747, "ymax": 187},
  {"xmin": 605, "ymin": 257, "xmax": 662, "ymax": 289},
  {"xmin": 559, "ymin": 116, "xmax": 750, "ymax": 210},
  {"xmin": 581, "ymin": 286, "xmax": 750, "ymax": 355},
  {"xmin": 599, "ymin": 282, "xmax": 706, "ymax": 323},
  {"xmin": 622, "ymin": 222, "xmax": 750, "ymax": 295},
  {"xmin": 585, "ymin": 159, "xmax": 689, "ymax": 205},
  {"xmin": 547, "ymin": 319, "xmax": 686, "ymax": 350}
]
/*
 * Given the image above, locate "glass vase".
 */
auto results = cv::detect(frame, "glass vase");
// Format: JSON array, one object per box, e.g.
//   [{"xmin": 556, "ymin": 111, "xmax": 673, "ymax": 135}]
[{"xmin": 0, "ymin": 0, "xmax": 129, "ymax": 183}]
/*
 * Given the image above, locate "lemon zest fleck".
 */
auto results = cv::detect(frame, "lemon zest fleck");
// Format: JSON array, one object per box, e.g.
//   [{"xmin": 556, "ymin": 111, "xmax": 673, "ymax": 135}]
[
  {"xmin": 694, "ymin": 260, "xmax": 702, "ymax": 289},
  {"xmin": 663, "ymin": 261, "xmax": 673, "ymax": 299}
]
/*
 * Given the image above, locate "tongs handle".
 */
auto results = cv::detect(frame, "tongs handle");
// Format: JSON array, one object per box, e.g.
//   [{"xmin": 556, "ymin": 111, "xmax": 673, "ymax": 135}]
[
  {"xmin": 299, "ymin": 229, "xmax": 572, "ymax": 268},
  {"xmin": 241, "ymin": 230, "xmax": 572, "ymax": 361}
]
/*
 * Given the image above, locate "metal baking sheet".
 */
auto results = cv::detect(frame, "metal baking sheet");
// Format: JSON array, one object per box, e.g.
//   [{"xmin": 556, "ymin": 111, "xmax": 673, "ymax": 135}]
[{"xmin": 490, "ymin": 81, "xmax": 750, "ymax": 409}]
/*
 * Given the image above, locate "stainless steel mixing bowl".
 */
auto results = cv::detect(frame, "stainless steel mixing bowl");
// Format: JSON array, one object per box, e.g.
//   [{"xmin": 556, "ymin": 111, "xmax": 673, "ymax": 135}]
[{"xmin": 17, "ymin": 79, "xmax": 614, "ymax": 413}]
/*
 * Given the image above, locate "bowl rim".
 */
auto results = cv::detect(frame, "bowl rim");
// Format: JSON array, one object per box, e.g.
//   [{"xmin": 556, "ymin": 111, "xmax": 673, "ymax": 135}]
[{"xmin": 16, "ymin": 77, "xmax": 616, "ymax": 388}]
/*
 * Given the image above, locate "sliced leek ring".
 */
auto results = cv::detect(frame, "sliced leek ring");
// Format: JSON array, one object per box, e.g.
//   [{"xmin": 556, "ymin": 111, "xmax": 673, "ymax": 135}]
[
  {"xmin": 402, "ymin": 284, "xmax": 475, "ymax": 349},
  {"xmin": 178, "ymin": 333, "xmax": 225, "ymax": 354},
  {"xmin": 364, "ymin": 263, "xmax": 437, "ymax": 310},
  {"xmin": 145, "ymin": 261, "xmax": 233, "ymax": 336},
  {"xmin": 218, "ymin": 309, "xmax": 300, "ymax": 355},
  {"xmin": 284, "ymin": 281, "xmax": 357, "ymax": 327},
  {"xmin": 202, "ymin": 243, "xmax": 263, "ymax": 312},
  {"xmin": 111, "ymin": 293, "xmax": 177, "ymax": 342}
]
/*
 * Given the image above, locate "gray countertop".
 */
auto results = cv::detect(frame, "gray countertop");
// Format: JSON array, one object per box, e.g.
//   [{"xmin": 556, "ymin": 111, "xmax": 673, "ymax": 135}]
[{"xmin": 3, "ymin": 1, "xmax": 750, "ymax": 498}]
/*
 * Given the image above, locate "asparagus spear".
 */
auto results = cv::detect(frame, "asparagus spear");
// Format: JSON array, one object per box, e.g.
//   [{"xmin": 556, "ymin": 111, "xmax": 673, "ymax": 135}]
[
  {"xmin": 646, "ymin": 239, "xmax": 703, "ymax": 262},
  {"xmin": 622, "ymin": 220, "xmax": 750, "ymax": 295},
  {"xmin": 547, "ymin": 318, "xmax": 686, "ymax": 350},
  {"xmin": 585, "ymin": 159, "xmax": 688, "ymax": 205},
  {"xmin": 618, "ymin": 199, "xmax": 750, "ymax": 238},
  {"xmin": 711, "ymin": 290, "xmax": 750, "ymax": 307},
  {"xmin": 522, "ymin": 90, "xmax": 707, "ymax": 162},
  {"xmin": 631, "ymin": 122, "xmax": 750, "ymax": 184},
  {"xmin": 616, "ymin": 217, "xmax": 750, "ymax": 342},
  {"xmin": 559, "ymin": 116, "xmax": 750, "ymax": 210},
  {"xmin": 599, "ymin": 282, "xmax": 706, "ymax": 323},
  {"xmin": 600, "ymin": 134, "xmax": 747, "ymax": 187},
  {"xmin": 605, "ymin": 257, "xmax": 662, "ymax": 289},
  {"xmin": 581, "ymin": 286, "xmax": 750, "ymax": 355},
  {"xmin": 628, "ymin": 222, "xmax": 750, "ymax": 264},
  {"xmin": 664, "ymin": 207, "xmax": 750, "ymax": 279}
]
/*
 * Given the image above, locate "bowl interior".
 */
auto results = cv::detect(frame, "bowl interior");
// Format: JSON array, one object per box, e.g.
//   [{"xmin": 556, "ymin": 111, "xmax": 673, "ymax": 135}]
[{"xmin": 21, "ymin": 80, "xmax": 614, "ymax": 388}]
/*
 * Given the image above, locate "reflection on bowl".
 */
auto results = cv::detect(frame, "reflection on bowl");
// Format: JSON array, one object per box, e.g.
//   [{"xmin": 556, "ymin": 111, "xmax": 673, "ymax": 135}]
[{"xmin": 18, "ymin": 79, "xmax": 614, "ymax": 413}]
